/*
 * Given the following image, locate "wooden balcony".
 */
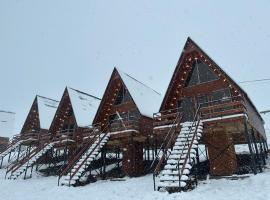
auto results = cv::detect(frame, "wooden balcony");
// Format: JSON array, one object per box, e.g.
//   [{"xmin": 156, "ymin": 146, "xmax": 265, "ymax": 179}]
[
  {"xmin": 153, "ymin": 96, "xmax": 246, "ymax": 134},
  {"xmin": 200, "ymin": 96, "xmax": 246, "ymax": 120},
  {"xmin": 109, "ymin": 118, "xmax": 139, "ymax": 133}
]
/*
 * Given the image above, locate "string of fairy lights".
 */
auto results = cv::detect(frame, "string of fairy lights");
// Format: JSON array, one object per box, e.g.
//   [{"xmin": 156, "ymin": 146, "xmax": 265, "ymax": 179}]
[{"xmin": 167, "ymin": 42, "xmax": 240, "ymax": 110}]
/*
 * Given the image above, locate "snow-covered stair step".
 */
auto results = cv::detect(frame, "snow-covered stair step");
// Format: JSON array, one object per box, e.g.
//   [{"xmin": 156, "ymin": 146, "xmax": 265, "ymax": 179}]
[
  {"xmin": 169, "ymin": 153, "xmax": 196, "ymax": 160},
  {"xmin": 161, "ymin": 168, "xmax": 191, "ymax": 175},
  {"xmin": 159, "ymin": 174, "xmax": 189, "ymax": 181},
  {"xmin": 170, "ymin": 149, "xmax": 196, "ymax": 155},
  {"xmin": 158, "ymin": 181, "xmax": 187, "ymax": 188},
  {"xmin": 164, "ymin": 163, "xmax": 192, "ymax": 170},
  {"xmin": 173, "ymin": 144, "xmax": 197, "ymax": 150}
]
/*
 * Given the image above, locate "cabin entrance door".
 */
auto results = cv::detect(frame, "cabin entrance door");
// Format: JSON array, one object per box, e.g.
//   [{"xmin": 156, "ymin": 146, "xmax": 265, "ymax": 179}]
[{"xmin": 181, "ymin": 97, "xmax": 194, "ymax": 122}]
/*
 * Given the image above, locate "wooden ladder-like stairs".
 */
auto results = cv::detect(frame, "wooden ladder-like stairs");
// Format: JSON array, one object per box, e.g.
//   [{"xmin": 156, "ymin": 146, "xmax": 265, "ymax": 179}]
[{"xmin": 157, "ymin": 121, "xmax": 203, "ymax": 191}]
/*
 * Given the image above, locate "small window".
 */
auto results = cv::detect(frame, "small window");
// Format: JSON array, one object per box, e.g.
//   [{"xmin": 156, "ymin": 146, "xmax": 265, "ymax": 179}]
[
  {"xmin": 186, "ymin": 60, "xmax": 219, "ymax": 87},
  {"xmin": 197, "ymin": 95, "xmax": 209, "ymax": 108},
  {"xmin": 114, "ymin": 86, "xmax": 132, "ymax": 105},
  {"xmin": 211, "ymin": 88, "xmax": 231, "ymax": 104}
]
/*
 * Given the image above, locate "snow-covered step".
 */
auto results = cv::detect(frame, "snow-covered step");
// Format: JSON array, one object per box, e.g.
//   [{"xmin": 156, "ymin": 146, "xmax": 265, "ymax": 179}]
[
  {"xmin": 159, "ymin": 174, "xmax": 189, "ymax": 181},
  {"xmin": 158, "ymin": 181, "xmax": 187, "ymax": 188}
]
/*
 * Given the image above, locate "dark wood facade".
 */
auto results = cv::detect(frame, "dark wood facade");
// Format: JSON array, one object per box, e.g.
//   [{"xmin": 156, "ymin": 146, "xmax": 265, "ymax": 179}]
[
  {"xmin": 49, "ymin": 88, "xmax": 98, "ymax": 149},
  {"xmin": 155, "ymin": 37, "xmax": 267, "ymax": 176},
  {"xmin": 20, "ymin": 96, "xmax": 58, "ymax": 145},
  {"xmin": 93, "ymin": 68, "xmax": 156, "ymax": 176}
]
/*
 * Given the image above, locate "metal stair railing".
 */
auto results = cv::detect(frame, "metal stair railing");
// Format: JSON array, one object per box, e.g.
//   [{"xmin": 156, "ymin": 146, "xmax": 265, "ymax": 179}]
[
  {"xmin": 57, "ymin": 125, "xmax": 102, "ymax": 185},
  {"xmin": 152, "ymin": 112, "xmax": 182, "ymax": 191},
  {"xmin": 176, "ymin": 105, "xmax": 201, "ymax": 191},
  {"xmin": 64, "ymin": 123, "xmax": 111, "ymax": 186},
  {"xmin": 5, "ymin": 142, "xmax": 51, "ymax": 179}
]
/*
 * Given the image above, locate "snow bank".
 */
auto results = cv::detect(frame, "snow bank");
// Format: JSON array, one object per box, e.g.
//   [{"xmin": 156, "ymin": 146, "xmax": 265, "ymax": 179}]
[{"xmin": 0, "ymin": 160, "xmax": 270, "ymax": 200}]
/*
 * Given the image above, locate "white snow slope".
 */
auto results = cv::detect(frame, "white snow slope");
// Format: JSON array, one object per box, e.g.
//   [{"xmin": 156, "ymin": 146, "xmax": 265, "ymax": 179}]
[{"xmin": 0, "ymin": 160, "xmax": 270, "ymax": 200}]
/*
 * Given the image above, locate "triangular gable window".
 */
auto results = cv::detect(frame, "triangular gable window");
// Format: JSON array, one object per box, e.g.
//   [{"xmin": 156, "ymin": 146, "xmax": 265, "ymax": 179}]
[
  {"xmin": 185, "ymin": 60, "xmax": 219, "ymax": 87},
  {"xmin": 114, "ymin": 85, "xmax": 132, "ymax": 105}
]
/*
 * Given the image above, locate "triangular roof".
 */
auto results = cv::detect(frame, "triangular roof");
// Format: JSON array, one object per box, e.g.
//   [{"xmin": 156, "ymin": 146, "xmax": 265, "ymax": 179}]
[
  {"xmin": 21, "ymin": 95, "xmax": 59, "ymax": 133},
  {"xmin": 67, "ymin": 87, "xmax": 101, "ymax": 127},
  {"xmin": 160, "ymin": 37, "xmax": 263, "ymax": 121},
  {"xmin": 94, "ymin": 68, "xmax": 162, "ymax": 122},
  {"xmin": 117, "ymin": 68, "xmax": 162, "ymax": 118}
]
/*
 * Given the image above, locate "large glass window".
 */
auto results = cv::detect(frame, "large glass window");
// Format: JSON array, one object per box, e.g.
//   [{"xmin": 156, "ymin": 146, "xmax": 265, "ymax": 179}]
[
  {"xmin": 186, "ymin": 60, "xmax": 219, "ymax": 87},
  {"xmin": 211, "ymin": 88, "xmax": 231, "ymax": 104},
  {"xmin": 114, "ymin": 86, "xmax": 132, "ymax": 105}
]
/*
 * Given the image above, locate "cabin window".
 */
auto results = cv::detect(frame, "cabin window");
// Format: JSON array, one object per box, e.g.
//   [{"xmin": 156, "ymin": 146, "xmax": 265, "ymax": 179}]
[
  {"xmin": 109, "ymin": 114, "xmax": 118, "ymax": 124},
  {"xmin": 129, "ymin": 109, "xmax": 140, "ymax": 120},
  {"xmin": 114, "ymin": 86, "xmax": 132, "ymax": 105},
  {"xmin": 185, "ymin": 60, "xmax": 219, "ymax": 87},
  {"xmin": 62, "ymin": 123, "xmax": 75, "ymax": 132},
  {"xmin": 197, "ymin": 95, "xmax": 209, "ymax": 108},
  {"xmin": 177, "ymin": 100, "xmax": 183, "ymax": 112},
  {"xmin": 211, "ymin": 88, "xmax": 231, "ymax": 104}
]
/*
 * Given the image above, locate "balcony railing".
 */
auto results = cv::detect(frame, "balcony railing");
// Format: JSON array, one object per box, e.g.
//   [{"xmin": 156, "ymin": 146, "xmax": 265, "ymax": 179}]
[
  {"xmin": 200, "ymin": 96, "xmax": 246, "ymax": 120},
  {"xmin": 153, "ymin": 96, "xmax": 246, "ymax": 129},
  {"xmin": 109, "ymin": 117, "xmax": 140, "ymax": 133}
]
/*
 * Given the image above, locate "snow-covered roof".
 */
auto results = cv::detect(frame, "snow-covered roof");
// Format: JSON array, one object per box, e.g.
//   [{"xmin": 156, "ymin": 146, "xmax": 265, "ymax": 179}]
[
  {"xmin": 67, "ymin": 87, "xmax": 101, "ymax": 127},
  {"xmin": 36, "ymin": 96, "xmax": 59, "ymax": 130},
  {"xmin": 117, "ymin": 68, "xmax": 162, "ymax": 118},
  {"xmin": 0, "ymin": 110, "xmax": 15, "ymax": 138}
]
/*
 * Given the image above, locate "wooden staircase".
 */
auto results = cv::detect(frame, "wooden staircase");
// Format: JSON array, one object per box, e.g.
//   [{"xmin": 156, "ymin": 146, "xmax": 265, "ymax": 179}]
[
  {"xmin": 5, "ymin": 142, "xmax": 56, "ymax": 179},
  {"xmin": 157, "ymin": 121, "xmax": 203, "ymax": 191},
  {"xmin": 58, "ymin": 132, "xmax": 110, "ymax": 186},
  {"xmin": 0, "ymin": 139, "xmax": 22, "ymax": 162}
]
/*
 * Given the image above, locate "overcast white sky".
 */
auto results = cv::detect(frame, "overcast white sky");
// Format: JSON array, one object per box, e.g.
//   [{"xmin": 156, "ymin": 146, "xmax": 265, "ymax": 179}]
[{"xmin": 1, "ymin": 0, "xmax": 270, "ymax": 136}]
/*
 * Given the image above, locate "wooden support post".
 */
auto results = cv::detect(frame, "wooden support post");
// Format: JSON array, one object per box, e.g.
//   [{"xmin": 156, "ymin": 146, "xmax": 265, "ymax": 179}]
[
  {"xmin": 0, "ymin": 157, "xmax": 3, "ymax": 169},
  {"xmin": 251, "ymin": 129, "xmax": 262, "ymax": 172},
  {"xmin": 147, "ymin": 137, "xmax": 150, "ymax": 161},
  {"xmin": 258, "ymin": 136, "xmax": 266, "ymax": 165},
  {"xmin": 263, "ymin": 140, "xmax": 268, "ymax": 158},
  {"xmin": 102, "ymin": 148, "xmax": 106, "ymax": 179},
  {"xmin": 8, "ymin": 151, "xmax": 11, "ymax": 162},
  {"xmin": 243, "ymin": 120, "xmax": 257, "ymax": 175},
  {"xmin": 16, "ymin": 145, "xmax": 22, "ymax": 162}
]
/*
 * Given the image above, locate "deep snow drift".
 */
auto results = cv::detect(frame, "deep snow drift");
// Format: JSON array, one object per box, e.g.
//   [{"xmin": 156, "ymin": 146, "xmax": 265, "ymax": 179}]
[{"xmin": 0, "ymin": 160, "xmax": 269, "ymax": 200}]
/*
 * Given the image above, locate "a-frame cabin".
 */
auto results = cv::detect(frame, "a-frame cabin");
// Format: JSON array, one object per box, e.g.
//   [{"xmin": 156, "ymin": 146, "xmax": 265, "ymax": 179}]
[
  {"xmin": 49, "ymin": 87, "xmax": 101, "ymax": 143},
  {"xmin": 93, "ymin": 68, "xmax": 162, "ymax": 176},
  {"xmin": 0, "ymin": 96, "xmax": 58, "ymax": 168},
  {"xmin": 152, "ymin": 38, "xmax": 268, "ymax": 191},
  {"xmin": 20, "ymin": 95, "xmax": 59, "ymax": 143}
]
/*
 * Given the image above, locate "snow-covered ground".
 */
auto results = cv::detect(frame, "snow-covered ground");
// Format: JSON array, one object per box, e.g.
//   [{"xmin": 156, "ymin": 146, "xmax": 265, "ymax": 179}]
[{"xmin": 0, "ymin": 160, "xmax": 270, "ymax": 200}]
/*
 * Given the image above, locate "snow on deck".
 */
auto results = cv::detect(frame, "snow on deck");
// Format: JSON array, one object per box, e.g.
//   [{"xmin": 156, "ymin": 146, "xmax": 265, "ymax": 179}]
[
  {"xmin": 117, "ymin": 68, "xmax": 162, "ymax": 118},
  {"xmin": 0, "ymin": 159, "xmax": 270, "ymax": 200},
  {"xmin": 0, "ymin": 110, "xmax": 15, "ymax": 138},
  {"xmin": 37, "ymin": 96, "xmax": 59, "ymax": 130},
  {"xmin": 67, "ymin": 87, "xmax": 101, "ymax": 127}
]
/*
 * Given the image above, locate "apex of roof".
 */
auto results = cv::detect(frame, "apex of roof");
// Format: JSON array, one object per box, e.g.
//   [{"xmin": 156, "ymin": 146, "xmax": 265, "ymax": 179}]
[{"xmin": 115, "ymin": 67, "xmax": 162, "ymax": 118}]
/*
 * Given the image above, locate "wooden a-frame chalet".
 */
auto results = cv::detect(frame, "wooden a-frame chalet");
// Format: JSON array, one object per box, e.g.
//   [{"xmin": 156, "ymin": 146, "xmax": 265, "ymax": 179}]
[
  {"xmin": 153, "ymin": 37, "xmax": 268, "ymax": 184},
  {"xmin": 49, "ymin": 87, "xmax": 101, "ymax": 148},
  {"xmin": 20, "ymin": 95, "xmax": 59, "ymax": 145},
  {"xmin": 93, "ymin": 68, "xmax": 162, "ymax": 176}
]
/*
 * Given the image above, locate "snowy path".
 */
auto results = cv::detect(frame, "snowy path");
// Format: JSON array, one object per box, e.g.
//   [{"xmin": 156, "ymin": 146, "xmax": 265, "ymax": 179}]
[{"xmin": 0, "ymin": 162, "xmax": 270, "ymax": 200}]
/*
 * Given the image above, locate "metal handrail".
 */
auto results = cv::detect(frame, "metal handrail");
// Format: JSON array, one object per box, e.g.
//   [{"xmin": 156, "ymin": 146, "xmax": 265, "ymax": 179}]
[
  {"xmin": 152, "ymin": 112, "xmax": 182, "ymax": 191},
  {"xmin": 57, "ymin": 126, "xmax": 101, "ymax": 185},
  {"xmin": 176, "ymin": 105, "xmax": 201, "ymax": 191},
  {"xmin": 60, "ymin": 122, "xmax": 111, "ymax": 186}
]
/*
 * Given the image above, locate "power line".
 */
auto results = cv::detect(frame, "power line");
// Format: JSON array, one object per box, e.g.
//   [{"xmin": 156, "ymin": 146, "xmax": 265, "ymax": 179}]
[{"xmin": 239, "ymin": 78, "xmax": 270, "ymax": 84}]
